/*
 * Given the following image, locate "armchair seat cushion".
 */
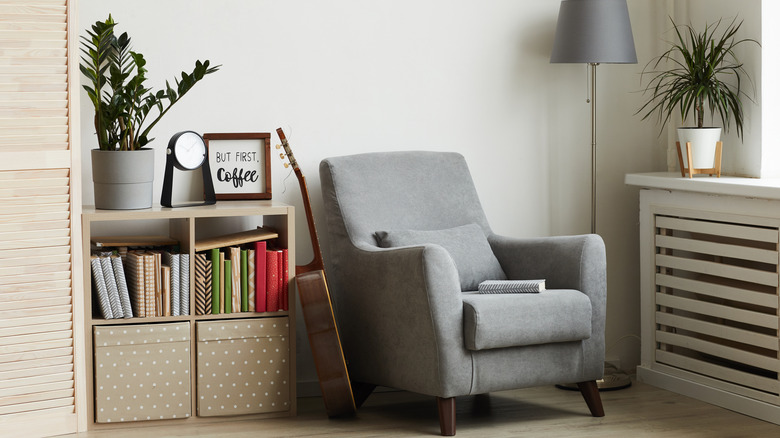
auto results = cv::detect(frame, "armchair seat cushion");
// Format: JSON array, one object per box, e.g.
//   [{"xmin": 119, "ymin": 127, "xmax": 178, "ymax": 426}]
[{"xmin": 462, "ymin": 289, "xmax": 592, "ymax": 351}]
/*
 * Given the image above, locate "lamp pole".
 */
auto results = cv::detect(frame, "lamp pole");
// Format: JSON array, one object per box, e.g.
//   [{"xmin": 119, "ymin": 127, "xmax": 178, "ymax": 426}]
[{"xmin": 590, "ymin": 62, "xmax": 598, "ymax": 234}]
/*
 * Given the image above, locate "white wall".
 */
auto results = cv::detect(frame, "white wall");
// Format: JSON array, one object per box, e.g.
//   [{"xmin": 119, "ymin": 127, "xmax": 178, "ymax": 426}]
[{"xmin": 78, "ymin": 0, "xmax": 761, "ymax": 393}]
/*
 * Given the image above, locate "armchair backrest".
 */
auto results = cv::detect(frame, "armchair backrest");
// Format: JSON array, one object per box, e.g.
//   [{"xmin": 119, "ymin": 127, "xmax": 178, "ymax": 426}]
[{"xmin": 319, "ymin": 151, "xmax": 492, "ymax": 250}]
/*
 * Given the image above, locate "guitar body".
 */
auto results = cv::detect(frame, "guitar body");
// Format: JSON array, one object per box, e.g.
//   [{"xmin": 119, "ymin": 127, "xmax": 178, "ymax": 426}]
[
  {"xmin": 276, "ymin": 128, "xmax": 357, "ymax": 417},
  {"xmin": 295, "ymin": 270, "xmax": 355, "ymax": 416}
]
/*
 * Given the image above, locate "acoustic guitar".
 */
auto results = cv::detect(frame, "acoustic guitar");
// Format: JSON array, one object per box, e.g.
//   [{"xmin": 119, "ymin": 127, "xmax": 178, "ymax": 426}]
[{"xmin": 276, "ymin": 128, "xmax": 357, "ymax": 417}]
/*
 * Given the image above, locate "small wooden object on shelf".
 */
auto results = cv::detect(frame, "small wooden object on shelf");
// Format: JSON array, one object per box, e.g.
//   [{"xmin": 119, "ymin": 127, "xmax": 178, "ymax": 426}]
[
  {"xmin": 193, "ymin": 227, "xmax": 278, "ymax": 252},
  {"xmin": 676, "ymin": 140, "xmax": 722, "ymax": 178},
  {"xmin": 91, "ymin": 235, "xmax": 179, "ymax": 248}
]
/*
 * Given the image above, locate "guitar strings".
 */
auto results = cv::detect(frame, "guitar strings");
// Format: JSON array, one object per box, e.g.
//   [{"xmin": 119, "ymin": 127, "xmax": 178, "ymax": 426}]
[{"xmin": 280, "ymin": 165, "xmax": 294, "ymax": 195}]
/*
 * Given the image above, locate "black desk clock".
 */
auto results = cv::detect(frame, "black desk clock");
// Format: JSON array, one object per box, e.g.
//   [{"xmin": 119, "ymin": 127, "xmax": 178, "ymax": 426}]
[{"xmin": 160, "ymin": 131, "xmax": 216, "ymax": 207}]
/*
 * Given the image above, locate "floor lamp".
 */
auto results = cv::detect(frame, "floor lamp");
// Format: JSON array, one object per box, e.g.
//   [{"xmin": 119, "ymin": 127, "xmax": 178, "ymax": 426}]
[
  {"xmin": 550, "ymin": 0, "xmax": 637, "ymax": 233},
  {"xmin": 550, "ymin": 0, "xmax": 637, "ymax": 390}
]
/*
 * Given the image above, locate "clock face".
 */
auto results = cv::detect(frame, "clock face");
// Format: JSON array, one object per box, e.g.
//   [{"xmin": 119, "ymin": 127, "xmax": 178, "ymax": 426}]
[{"xmin": 174, "ymin": 131, "xmax": 206, "ymax": 170}]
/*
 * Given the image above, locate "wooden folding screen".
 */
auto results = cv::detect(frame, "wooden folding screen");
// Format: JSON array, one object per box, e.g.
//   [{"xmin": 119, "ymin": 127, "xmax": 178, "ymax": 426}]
[{"xmin": 0, "ymin": 1, "xmax": 82, "ymax": 436}]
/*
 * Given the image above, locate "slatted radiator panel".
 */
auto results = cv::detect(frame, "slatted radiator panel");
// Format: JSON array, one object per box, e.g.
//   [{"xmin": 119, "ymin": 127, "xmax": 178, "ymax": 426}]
[
  {"xmin": 0, "ymin": 1, "xmax": 79, "ymax": 437},
  {"xmin": 654, "ymin": 212, "xmax": 780, "ymax": 406}
]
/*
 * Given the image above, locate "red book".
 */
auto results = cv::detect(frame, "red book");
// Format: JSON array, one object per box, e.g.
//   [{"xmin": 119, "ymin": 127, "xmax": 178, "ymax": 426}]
[
  {"xmin": 276, "ymin": 250, "xmax": 283, "ymax": 311},
  {"xmin": 281, "ymin": 248, "xmax": 289, "ymax": 311},
  {"xmin": 266, "ymin": 249, "xmax": 279, "ymax": 312},
  {"xmin": 255, "ymin": 241, "xmax": 267, "ymax": 312}
]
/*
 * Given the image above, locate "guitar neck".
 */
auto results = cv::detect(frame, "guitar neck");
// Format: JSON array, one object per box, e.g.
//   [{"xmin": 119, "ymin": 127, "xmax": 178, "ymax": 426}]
[
  {"xmin": 276, "ymin": 128, "xmax": 325, "ymax": 275},
  {"xmin": 295, "ymin": 170, "xmax": 325, "ymax": 274}
]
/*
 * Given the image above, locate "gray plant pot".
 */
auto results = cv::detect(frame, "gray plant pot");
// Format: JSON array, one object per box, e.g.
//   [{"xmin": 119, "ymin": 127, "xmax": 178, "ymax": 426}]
[{"xmin": 91, "ymin": 149, "xmax": 155, "ymax": 210}]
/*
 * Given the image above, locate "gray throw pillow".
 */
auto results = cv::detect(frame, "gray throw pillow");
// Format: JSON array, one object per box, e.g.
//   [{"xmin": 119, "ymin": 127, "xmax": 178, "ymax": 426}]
[{"xmin": 375, "ymin": 223, "xmax": 506, "ymax": 291}]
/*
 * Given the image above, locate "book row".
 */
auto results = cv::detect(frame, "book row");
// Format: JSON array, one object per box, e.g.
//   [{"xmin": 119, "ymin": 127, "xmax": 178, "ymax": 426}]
[
  {"xmin": 90, "ymin": 249, "xmax": 189, "ymax": 319},
  {"xmin": 90, "ymin": 241, "xmax": 289, "ymax": 320},
  {"xmin": 194, "ymin": 241, "xmax": 289, "ymax": 315}
]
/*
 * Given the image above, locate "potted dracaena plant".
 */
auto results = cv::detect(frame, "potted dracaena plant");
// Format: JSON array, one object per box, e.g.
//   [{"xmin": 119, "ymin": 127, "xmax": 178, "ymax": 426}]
[
  {"xmin": 637, "ymin": 17, "xmax": 758, "ymax": 172},
  {"xmin": 81, "ymin": 15, "xmax": 219, "ymax": 209}
]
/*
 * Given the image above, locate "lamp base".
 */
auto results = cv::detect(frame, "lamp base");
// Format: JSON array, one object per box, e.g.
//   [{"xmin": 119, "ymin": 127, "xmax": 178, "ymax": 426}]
[{"xmin": 555, "ymin": 363, "xmax": 632, "ymax": 392}]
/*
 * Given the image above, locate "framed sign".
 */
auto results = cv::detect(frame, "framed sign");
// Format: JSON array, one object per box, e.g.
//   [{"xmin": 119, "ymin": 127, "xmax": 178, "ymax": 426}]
[{"xmin": 203, "ymin": 132, "xmax": 271, "ymax": 200}]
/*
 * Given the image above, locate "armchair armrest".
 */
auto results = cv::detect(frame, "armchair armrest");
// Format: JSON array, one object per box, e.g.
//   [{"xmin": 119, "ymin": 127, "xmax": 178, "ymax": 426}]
[
  {"xmin": 488, "ymin": 234, "xmax": 607, "ymax": 377},
  {"xmin": 331, "ymin": 243, "xmax": 473, "ymax": 397},
  {"xmin": 488, "ymin": 234, "xmax": 606, "ymax": 295}
]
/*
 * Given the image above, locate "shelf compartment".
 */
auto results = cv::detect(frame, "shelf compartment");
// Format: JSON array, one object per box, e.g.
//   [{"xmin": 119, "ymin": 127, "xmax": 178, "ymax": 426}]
[
  {"xmin": 196, "ymin": 317, "xmax": 290, "ymax": 417},
  {"xmin": 93, "ymin": 322, "xmax": 191, "ymax": 423}
]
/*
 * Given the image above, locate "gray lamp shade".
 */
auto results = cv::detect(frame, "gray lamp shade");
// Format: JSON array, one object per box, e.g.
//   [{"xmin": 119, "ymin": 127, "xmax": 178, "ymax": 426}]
[{"xmin": 550, "ymin": 0, "xmax": 637, "ymax": 64}]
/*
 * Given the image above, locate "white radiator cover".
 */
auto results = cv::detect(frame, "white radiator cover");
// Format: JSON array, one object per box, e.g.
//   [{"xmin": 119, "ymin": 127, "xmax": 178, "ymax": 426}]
[{"xmin": 638, "ymin": 187, "xmax": 780, "ymax": 425}]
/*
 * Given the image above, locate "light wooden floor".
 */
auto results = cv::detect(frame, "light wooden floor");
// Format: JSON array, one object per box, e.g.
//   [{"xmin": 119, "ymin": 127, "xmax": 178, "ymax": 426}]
[{"xmin": 67, "ymin": 379, "xmax": 779, "ymax": 437}]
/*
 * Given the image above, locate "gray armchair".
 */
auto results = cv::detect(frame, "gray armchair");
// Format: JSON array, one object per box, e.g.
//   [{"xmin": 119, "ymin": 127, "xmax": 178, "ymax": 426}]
[{"xmin": 319, "ymin": 151, "xmax": 606, "ymax": 435}]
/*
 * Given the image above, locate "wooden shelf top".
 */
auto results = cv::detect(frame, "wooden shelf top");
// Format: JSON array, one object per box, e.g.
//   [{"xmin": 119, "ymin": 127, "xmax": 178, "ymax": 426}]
[
  {"xmin": 88, "ymin": 311, "xmax": 290, "ymax": 327},
  {"xmin": 82, "ymin": 200, "xmax": 292, "ymax": 221}
]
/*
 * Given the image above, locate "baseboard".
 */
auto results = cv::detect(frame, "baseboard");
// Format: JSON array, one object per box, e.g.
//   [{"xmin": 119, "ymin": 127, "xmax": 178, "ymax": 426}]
[{"xmin": 637, "ymin": 366, "xmax": 780, "ymax": 426}]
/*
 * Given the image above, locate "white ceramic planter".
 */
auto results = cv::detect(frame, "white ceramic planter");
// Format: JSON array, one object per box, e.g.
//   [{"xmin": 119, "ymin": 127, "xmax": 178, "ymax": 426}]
[
  {"xmin": 91, "ymin": 149, "xmax": 155, "ymax": 209},
  {"xmin": 677, "ymin": 127, "xmax": 722, "ymax": 169}
]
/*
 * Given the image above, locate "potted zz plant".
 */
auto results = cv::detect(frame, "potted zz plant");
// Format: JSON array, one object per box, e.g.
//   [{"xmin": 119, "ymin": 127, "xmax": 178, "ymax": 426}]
[
  {"xmin": 81, "ymin": 15, "xmax": 219, "ymax": 209},
  {"xmin": 637, "ymin": 18, "xmax": 758, "ymax": 173}
]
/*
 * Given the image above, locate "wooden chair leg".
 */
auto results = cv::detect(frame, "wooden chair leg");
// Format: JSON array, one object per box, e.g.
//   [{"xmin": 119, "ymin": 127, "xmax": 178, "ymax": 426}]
[
  {"xmin": 577, "ymin": 381, "xmax": 605, "ymax": 417},
  {"xmin": 437, "ymin": 396, "xmax": 456, "ymax": 436}
]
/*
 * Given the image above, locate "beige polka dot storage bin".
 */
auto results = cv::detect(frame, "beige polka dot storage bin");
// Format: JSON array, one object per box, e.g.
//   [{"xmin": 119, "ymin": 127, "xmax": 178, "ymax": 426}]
[
  {"xmin": 93, "ymin": 322, "xmax": 191, "ymax": 423},
  {"xmin": 196, "ymin": 317, "xmax": 290, "ymax": 416}
]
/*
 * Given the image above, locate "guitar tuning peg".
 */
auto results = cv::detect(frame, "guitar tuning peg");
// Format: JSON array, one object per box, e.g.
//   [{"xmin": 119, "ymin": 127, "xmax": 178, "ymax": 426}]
[
  {"xmin": 279, "ymin": 153, "xmax": 286, "ymax": 159},
  {"xmin": 275, "ymin": 144, "xmax": 282, "ymax": 150},
  {"xmin": 284, "ymin": 163, "xmax": 290, "ymax": 168}
]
